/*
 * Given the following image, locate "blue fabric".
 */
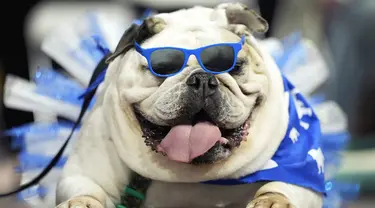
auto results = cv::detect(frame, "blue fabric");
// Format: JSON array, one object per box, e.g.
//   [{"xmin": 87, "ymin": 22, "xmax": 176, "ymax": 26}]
[
  {"xmin": 4, "ymin": 121, "xmax": 79, "ymax": 150},
  {"xmin": 17, "ymin": 185, "xmax": 48, "ymax": 200},
  {"xmin": 33, "ymin": 68, "xmax": 96, "ymax": 108},
  {"xmin": 16, "ymin": 152, "xmax": 67, "ymax": 172},
  {"xmin": 204, "ymin": 76, "xmax": 325, "ymax": 194}
]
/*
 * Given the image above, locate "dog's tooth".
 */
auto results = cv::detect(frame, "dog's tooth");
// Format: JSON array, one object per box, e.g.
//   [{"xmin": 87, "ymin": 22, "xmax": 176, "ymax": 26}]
[
  {"xmin": 219, "ymin": 138, "xmax": 229, "ymax": 144},
  {"xmin": 244, "ymin": 123, "xmax": 249, "ymax": 129}
]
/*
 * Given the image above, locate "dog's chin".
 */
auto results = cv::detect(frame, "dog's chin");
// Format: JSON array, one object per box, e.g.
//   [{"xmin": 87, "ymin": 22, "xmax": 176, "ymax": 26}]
[{"xmin": 133, "ymin": 108, "xmax": 252, "ymax": 165}]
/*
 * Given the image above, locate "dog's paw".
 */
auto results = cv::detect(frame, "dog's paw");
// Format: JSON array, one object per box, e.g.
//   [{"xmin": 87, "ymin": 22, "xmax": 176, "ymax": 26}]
[
  {"xmin": 246, "ymin": 193, "xmax": 295, "ymax": 208},
  {"xmin": 56, "ymin": 196, "xmax": 104, "ymax": 208}
]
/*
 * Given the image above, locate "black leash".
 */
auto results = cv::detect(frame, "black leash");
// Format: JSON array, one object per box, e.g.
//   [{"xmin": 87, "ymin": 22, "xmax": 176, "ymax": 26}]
[
  {"xmin": 0, "ymin": 53, "xmax": 110, "ymax": 197},
  {"xmin": 0, "ymin": 15, "xmax": 150, "ymax": 197}
]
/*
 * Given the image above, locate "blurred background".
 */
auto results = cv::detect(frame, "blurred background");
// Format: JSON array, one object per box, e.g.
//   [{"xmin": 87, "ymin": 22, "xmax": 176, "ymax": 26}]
[{"xmin": 0, "ymin": 0, "xmax": 374, "ymax": 207}]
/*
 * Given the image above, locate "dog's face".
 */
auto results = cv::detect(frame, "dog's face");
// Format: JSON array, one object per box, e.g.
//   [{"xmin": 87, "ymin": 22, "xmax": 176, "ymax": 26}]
[
  {"xmin": 130, "ymin": 32, "xmax": 266, "ymax": 165},
  {"xmin": 107, "ymin": 4, "xmax": 270, "ymax": 166},
  {"xmin": 102, "ymin": 4, "xmax": 288, "ymax": 178}
]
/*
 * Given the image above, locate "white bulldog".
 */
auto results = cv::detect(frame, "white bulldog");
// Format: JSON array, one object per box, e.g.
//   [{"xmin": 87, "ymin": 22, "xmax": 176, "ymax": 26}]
[{"xmin": 56, "ymin": 3, "xmax": 323, "ymax": 208}]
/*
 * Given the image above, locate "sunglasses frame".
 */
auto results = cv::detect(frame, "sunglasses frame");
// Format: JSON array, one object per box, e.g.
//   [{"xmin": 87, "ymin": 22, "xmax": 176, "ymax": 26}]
[{"xmin": 134, "ymin": 36, "xmax": 246, "ymax": 77}]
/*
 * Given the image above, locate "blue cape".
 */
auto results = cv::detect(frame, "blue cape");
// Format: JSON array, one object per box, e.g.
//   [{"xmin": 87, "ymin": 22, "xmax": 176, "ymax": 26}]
[{"xmin": 204, "ymin": 76, "xmax": 325, "ymax": 194}]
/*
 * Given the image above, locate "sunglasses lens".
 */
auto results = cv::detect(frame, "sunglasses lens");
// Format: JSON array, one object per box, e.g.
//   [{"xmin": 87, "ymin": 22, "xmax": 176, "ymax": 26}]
[
  {"xmin": 200, "ymin": 45, "xmax": 235, "ymax": 72},
  {"xmin": 150, "ymin": 49, "xmax": 185, "ymax": 76}
]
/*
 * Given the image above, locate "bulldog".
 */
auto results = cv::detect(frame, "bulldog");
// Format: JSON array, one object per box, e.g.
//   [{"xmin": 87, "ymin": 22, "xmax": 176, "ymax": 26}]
[{"xmin": 55, "ymin": 3, "xmax": 323, "ymax": 208}]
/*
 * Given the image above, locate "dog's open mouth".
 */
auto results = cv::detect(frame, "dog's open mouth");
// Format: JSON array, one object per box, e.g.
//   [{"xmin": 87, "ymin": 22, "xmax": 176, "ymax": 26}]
[{"xmin": 134, "ymin": 109, "xmax": 251, "ymax": 164}]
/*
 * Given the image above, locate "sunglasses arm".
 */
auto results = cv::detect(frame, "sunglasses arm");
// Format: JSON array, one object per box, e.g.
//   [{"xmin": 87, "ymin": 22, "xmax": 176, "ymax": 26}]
[
  {"xmin": 134, "ymin": 41, "xmax": 143, "ymax": 53},
  {"xmin": 240, "ymin": 35, "xmax": 246, "ymax": 45}
]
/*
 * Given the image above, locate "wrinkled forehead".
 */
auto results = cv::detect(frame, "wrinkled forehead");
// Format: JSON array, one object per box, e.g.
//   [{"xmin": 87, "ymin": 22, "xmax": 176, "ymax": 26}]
[{"xmin": 140, "ymin": 26, "xmax": 242, "ymax": 49}]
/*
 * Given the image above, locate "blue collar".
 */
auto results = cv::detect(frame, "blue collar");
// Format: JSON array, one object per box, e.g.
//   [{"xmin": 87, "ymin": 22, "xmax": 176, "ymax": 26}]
[{"xmin": 203, "ymin": 76, "xmax": 325, "ymax": 194}]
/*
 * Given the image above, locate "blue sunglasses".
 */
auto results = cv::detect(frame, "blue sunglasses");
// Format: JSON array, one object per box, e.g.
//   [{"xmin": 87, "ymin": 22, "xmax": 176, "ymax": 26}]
[{"xmin": 134, "ymin": 36, "xmax": 246, "ymax": 77}]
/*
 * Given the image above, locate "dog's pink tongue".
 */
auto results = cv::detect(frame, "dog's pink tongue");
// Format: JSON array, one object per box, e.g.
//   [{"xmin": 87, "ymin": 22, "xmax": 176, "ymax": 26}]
[{"xmin": 158, "ymin": 122, "xmax": 222, "ymax": 163}]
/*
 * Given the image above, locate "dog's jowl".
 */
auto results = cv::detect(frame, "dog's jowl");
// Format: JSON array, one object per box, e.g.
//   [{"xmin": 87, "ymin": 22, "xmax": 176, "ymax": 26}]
[{"xmin": 56, "ymin": 3, "xmax": 324, "ymax": 208}]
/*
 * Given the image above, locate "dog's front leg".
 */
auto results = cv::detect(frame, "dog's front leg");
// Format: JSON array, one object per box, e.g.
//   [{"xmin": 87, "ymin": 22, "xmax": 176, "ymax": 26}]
[
  {"xmin": 247, "ymin": 182, "xmax": 323, "ymax": 208},
  {"xmin": 55, "ymin": 108, "xmax": 131, "ymax": 208}
]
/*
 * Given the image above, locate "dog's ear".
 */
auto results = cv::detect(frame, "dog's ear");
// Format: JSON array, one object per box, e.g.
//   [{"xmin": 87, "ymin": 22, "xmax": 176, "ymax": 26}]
[
  {"xmin": 217, "ymin": 3, "xmax": 268, "ymax": 34},
  {"xmin": 106, "ymin": 17, "xmax": 166, "ymax": 63},
  {"xmin": 105, "ymin": 24, "xmax": 141, "ymax": 63}
]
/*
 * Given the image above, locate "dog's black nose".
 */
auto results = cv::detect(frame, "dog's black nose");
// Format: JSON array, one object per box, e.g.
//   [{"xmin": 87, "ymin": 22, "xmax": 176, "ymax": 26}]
[{"xmin": 186, "ymin": 72, "xmax": 219, "ymax": 98}]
